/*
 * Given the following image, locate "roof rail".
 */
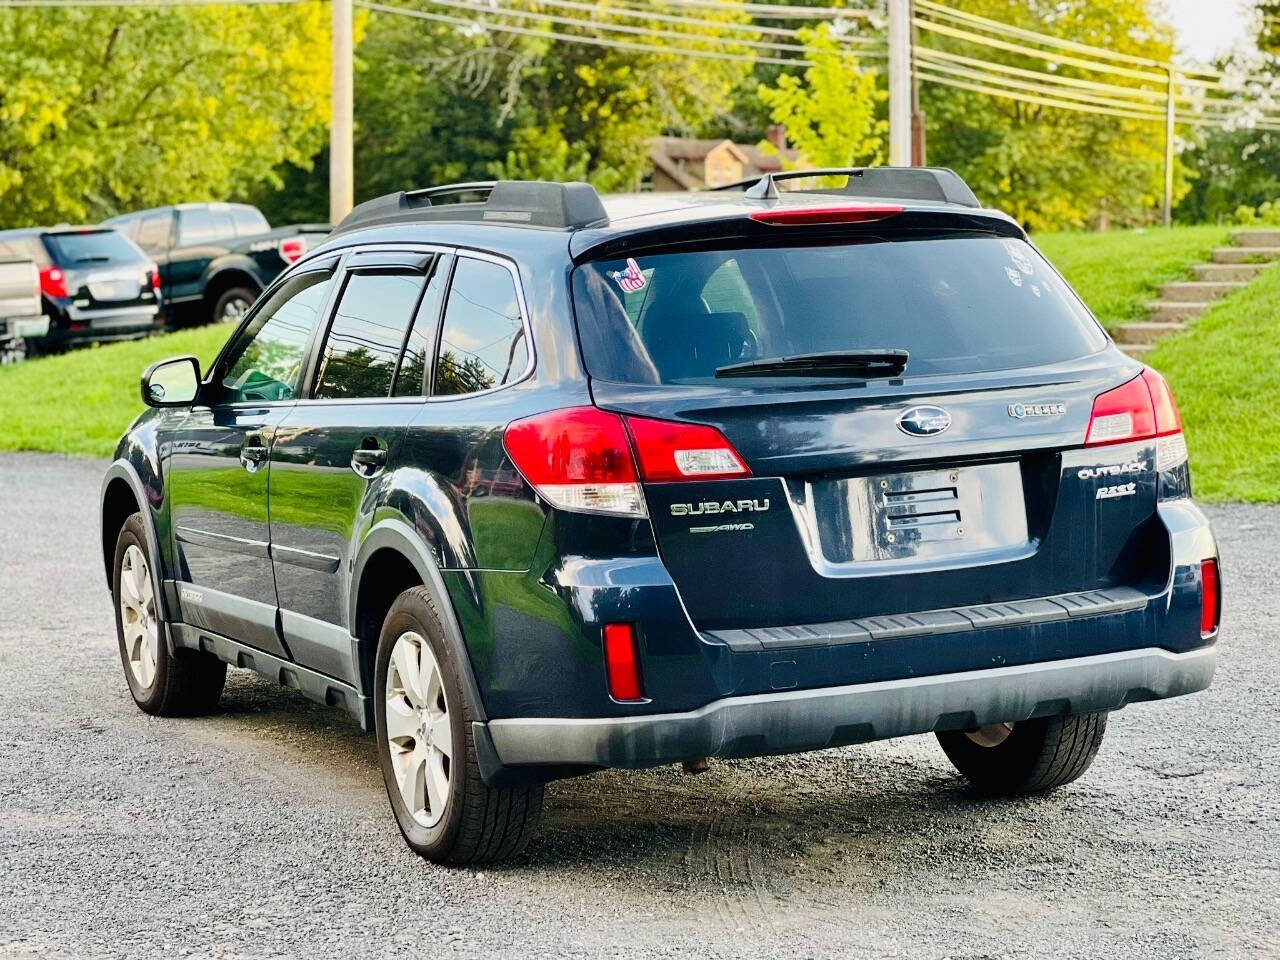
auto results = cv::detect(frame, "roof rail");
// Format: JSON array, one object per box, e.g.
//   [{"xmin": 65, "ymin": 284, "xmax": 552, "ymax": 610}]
[
  {"xmin": 709, "ymin": 167, "xmax": 980, "ymax": 208},
  {"xmin": 332, "ymin": 180, "xmax": 609, "ymax": 235}
]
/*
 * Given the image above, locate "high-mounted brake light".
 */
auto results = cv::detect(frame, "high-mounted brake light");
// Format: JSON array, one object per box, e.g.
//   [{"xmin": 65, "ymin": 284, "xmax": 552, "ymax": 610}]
[
  {"xmin": 503, "ymin": 407, "xmax": 646, "ymax": 517},
  {"xmin": 1085, "ymin": 367, "xmax": 1187, "ymax": 472},
  {"xmin": 1200, "ymin": 559, "xmax": 1220, "ymax": 637},
  {"xmin": 603, "ymin": 623, "xmax": 643, "ymax": 702},
  {"xmin": 624, "ymin": 416, "xmax": 749, "ymax": 482},
  {"xmin": 278, "ymin": 236, "xmax": 307, "ymax": 264},
  {"xmin": 39, "ymin": 266, "xmax": 67, "ymax": 299},
  {"xmin": 749, "ymin": 204, "xmax": 903, "ymax": 226}
]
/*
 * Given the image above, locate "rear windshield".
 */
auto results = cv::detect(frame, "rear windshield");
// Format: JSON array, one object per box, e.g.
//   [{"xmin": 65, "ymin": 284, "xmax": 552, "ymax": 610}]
[
  {"xmin": 571, "ymin": 233, "xmax": 1107, "ymax": 383},
  {"xmin": 43, "ymin": 230, "xmax": 144, "ymax": 267}
]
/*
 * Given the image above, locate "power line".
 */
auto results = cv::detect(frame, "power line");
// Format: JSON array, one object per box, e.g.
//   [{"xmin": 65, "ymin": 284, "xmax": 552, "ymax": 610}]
[{"xmin": 0, "ymin": 0, "xmax": 300, "ymax": 6}]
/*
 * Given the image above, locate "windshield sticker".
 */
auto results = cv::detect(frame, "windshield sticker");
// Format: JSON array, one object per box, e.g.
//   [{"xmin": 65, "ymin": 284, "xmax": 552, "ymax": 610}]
[
  {"xmin": 1003, "ymin": 239, "xmax": 1035, "ymax": 275},
  {"xmin": 610, "ymin": 258, "xmax": 647, "ymax": 293}
]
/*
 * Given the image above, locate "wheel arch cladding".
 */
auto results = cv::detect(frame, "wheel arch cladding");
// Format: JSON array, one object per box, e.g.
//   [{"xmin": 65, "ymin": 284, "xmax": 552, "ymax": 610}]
[
  {"xmin": 351, "ymin": 520, "xmax": 489, "ymax": 722},
  {"xmin": 203, "ymin": 263, "xmax": 261, "ymax": 305},
  {"xmin": 100, "ymin": 460, "xmax": 171, "ymax": 623}
]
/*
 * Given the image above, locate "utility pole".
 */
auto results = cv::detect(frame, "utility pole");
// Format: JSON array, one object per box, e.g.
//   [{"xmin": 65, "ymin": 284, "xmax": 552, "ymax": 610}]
[
  {"xmin": 909, "ymin": 0, "xmax": 925, "ymax": 165},
  {"xmin": 1162, "ymin": 67, "xmax": 1176, "ymax": 228},
  {"xmin": 888, "ymin": 0, "xmax": 911, "ymax": 166},
  {"xmin": 330, "ymin": 0, "xmax": 354, "ymax": 226}
]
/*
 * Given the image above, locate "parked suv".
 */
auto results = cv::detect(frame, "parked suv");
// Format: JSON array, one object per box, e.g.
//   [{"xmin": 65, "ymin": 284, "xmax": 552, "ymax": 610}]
[
  {"xmin": 102, "ymin": 202, "xmax": 328, "ymax": 326},
  {"xmin": 100, "ymin": 173, "xmax": 1220, "ymax": 865},
  {"xmin": 0, "ymin": 226, "xmax": 160, "ymax": 351}
]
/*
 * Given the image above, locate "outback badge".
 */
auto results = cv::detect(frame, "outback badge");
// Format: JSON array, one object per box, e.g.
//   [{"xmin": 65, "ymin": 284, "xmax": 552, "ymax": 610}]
[
  {"xmin": 1008, "ymin": 401, "xmax": 1066, "ymax": 419},
  {"xmin": 897, "ymin": 405, "xmax": 952, "ymax": 437}
]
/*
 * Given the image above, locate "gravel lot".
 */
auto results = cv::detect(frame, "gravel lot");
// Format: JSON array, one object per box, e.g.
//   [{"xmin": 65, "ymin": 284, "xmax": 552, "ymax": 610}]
[{"xmin": 0, "ymin": 452, "xmax": 1276, "ymax": 960}]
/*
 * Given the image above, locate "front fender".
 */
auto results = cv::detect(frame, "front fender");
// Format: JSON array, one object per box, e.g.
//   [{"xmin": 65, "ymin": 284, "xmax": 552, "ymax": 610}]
[
  {"xmin": 201, "ymin": 253, "xmax": 267, "ymax": 293},
  {"xmin": 101, "ymin": 446, "xmax": 171, "ymax": 624}
]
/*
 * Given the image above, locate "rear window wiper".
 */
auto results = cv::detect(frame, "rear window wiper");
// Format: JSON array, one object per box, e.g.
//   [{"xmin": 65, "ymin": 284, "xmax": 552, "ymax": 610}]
[
  {"xmin": 715, "ymin": 349, "xmax": 909, "ymax": 379},
  {"xmin": 73, "ymin": 256, "xmax": 111, "ymax": 263}
]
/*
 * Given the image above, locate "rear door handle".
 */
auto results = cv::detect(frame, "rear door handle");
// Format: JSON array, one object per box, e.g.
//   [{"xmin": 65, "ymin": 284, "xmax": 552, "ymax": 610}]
[{"xmin": 351, "ymin": 440, "xmax": 388, "ymax": 477}]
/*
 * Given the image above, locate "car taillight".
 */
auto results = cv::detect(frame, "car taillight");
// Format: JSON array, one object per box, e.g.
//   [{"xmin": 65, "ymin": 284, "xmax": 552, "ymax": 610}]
[
  {"xmin": 623, "ymin": 415, "xmax": 749, "ymax": 482},
  {"xmin": 39, "ymin": 266, "xmax": 67, "ymax": 299},
  {"xmin": 603, "ymin": 623, "xmax": 643, "ymax": 701},
  {"xmin": 149, "ymin": 266, "xmax": 161, "ymax": 294},
  {"xmin": 278, "ymin": 237, "xmax": 306, "ymax": 264},
  {"xmin": 502, "ymin": 407, "xmax": 751, "ymax": 517},
  {"xmin": 1085, "ymin": 366, "xmax": 1188, "ymax": 472},
  {"xmin": 503, "ymin": 406, "xmax": 646, "ymax": 517},
  {"xmin": 749, "ymin": 204, "xmax": 903, "ymax": 226},
  {"xmin": 1200, "ymin": 558, "xmax": 1220, "ymax": 637}
]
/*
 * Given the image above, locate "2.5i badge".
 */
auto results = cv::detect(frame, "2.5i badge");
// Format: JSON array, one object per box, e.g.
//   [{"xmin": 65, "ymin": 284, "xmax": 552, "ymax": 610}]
[{"xmin": 1096, "ymin": 482, "xmax": 1137, "ymax": 500}]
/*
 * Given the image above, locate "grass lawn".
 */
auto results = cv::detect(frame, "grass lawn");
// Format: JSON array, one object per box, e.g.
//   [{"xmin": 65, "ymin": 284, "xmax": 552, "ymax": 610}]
[
  {"xmin": 1146, "ymin": 261, "xmax": 1280, "ymax": 503},
  {"xmin": 0, "ymin": 324, "xmax": 231, "ymax": 456},
  {"xmin": 1035, "ymin": 225, "xmax": 1229, "ymax": 331}
]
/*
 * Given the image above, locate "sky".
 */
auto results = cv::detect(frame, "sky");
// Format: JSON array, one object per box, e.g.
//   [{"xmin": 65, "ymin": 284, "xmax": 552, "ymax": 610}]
[{"xmin": 1166, "ymin": 0, "xmax": 1252, "ymax": 63}]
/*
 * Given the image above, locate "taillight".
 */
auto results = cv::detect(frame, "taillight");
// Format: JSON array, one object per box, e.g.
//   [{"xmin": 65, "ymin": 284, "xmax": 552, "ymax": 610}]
[
  {"xmin": 39, "ymin": 266, "xmax": 67, "ymax": 299},
  {"xmin": 1085, "ymin": 366, "xmax": 1188, "ymax": 472},
  {"xmin": 149, "ymin": 266, "xmax": 161, "ymax": 294},
  {"xmin": 278, "ymin": 236, "xmax": 306, "ymax": 264},
  {"xmin": 502, "ymin": 407, "xmax": 752, "ymax": 516},
  {"xmin": 623, "ymin": 416, "xmax": 749, "ymax": 482},
  {"xmin": 1200, "ymin": 558, "xmax": 1220, "ymax": 637},
  {"xmin": 749, "ymin": 204, "xmax": 903, "ymax": 226},
  {"xmin": 503, "ymin": 407, "xmax": 646, "ymax": 517},
  {"xmin": 603, "ymin": 623, "xmax": 643, "ymax": 701}
]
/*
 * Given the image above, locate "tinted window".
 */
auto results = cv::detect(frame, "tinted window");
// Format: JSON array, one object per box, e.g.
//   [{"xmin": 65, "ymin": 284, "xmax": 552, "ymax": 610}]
[
  {"xmin": 135, "ymin": 213, "xmax": 172, "ymax": 252},
  {"xmin": 433, "ymin": 258, "xmax": 528, "ymax": 397},
  {"xmin": 393, "ymin": 257, "xmax": 449, "ymax": 397},
  {"xmin": 178, "ymin": 209, "xmax": 217, "ymax": 246},
  {"xmin": 220, "ymin": 271, "xmax": 333, "ymax": 403},
  {"xmin": 208, "ymin": 208, "xmax": 236, "ymax": 241},
  {"xmin": 232, "ymin": 206, "xmax": 269, "ymax": 237},
  {"xmin": 312, "ymin": 271, "xmax": 427, "ymax": 400},
  {"xmin": 572, "ymin": 235, "xmax": 1107, "ymax": 383},
  {"xmin": 43, "ymin": 230, "xmax": 144, "ymax": 266}
]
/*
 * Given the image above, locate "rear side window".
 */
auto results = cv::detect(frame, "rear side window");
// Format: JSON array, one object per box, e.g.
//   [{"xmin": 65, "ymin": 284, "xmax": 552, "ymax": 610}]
[
  {"xmin": 312, "ymin": 270, "xmax": 427, "ymax": 400},
  {"xmin": 433, "ymin": 258, "xmax": 528, "ymax": 396},
  {"xmin": 393, "ymin": 257, "xmax": 449, "ymax": 397},
  {"xmin": 135, "ymin": 213, "xmax": 172, "ymax": 253},
  {"xmin": 572, "ymin": 234, "xmax": 1107, "ymax": 383},
  {"xmin": 178, "ymin": 208, "xmax": 234, "ymax": 246},
  {"xmin": 43, "ymin": 230, "xmax": 144, "ymax": 266},
  {"xmin": 232, "ymin": 206, "xmax": 269, "ymax": 237}
]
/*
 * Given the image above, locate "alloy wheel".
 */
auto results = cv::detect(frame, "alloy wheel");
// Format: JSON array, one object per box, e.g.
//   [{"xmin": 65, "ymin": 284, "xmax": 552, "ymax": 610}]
[
  {"xmin": 119, "ymin": 544, "xmax": 159, "ymax": 690},
  {"xmin": 220, "ymin": 297, "xmax": 250, "ymax": 323},
  {"xmin": 385, "ymin": 630, "xmax": 453, "ymax": 828}
]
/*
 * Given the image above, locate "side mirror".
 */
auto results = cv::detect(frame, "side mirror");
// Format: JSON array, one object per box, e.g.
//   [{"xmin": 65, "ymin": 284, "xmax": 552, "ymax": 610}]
[{"xmin": 141, "ymin": 355, "xmax": 201, "ymax": 407}]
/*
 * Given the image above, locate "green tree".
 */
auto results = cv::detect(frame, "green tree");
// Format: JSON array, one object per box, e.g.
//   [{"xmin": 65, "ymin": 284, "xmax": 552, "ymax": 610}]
[
  {"xmin": 756, "ymin": 24, "xmax": 886, "ymax": 168},
  {"xmin": 0, "ymin": 4, "xmax": 334, "ymax": 228},
  {"xmin": 921, "ymin": 0, "xmax": 1186, "ymax": 230}
]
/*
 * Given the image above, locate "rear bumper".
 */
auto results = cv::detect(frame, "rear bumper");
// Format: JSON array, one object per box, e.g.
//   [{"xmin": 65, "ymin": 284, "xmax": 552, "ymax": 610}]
[
  {"xmin": 487, "ymin": 644, "xmax": 1217, "ymax": 769},
  {"xmin": 0, "ymin": 314, "xmax": 49, "ymax": 339}
]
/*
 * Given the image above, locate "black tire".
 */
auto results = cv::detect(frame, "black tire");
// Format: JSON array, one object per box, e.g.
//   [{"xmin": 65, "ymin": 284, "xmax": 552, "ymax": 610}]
[
  {"xmin": 112, "ymin": 513, "xmax": 226, "ymax": 716},
  {"xmin": 211, "ymin": 286, "xmax": 257, "ymax": 325},
  {"xmin": 374, "ymin": 586, "xmax": 543, "ymax": 865},
  {"xmin": 936, "ymin": 712, "xmax": 1108, "ymax": 795}
]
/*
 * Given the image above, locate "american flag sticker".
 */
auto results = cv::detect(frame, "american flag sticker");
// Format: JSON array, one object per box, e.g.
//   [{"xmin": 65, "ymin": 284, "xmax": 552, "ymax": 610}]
[{"xmin": 610, "ymin": 258, "xmax": 647, "ymax": 293}]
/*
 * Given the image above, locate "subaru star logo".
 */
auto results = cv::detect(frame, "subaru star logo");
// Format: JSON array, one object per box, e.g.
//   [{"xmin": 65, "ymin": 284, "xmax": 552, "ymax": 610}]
[{"xmin": 897, "ymin": 405, "xmax": 952, "ymax": 437}]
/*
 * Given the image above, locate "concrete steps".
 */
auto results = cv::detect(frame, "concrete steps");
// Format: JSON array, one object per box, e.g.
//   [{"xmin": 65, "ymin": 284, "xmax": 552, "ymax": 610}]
[
  {"xmin": 1211, "ymin": 246, "xmax": 1280, "ymax": 264},
  {"xmin": 1113, "ymin": 321, "xmax": 1187, "ymax": 345},
  {"xmin": 1143, "ymin": 300, "xmax": 1215, "ymax": 323},
  {"xmin": 1158, "ymin": 280, "xmax": 1243, "ymax": 301},
  {"xmin": 1192, "ymin": 262, "xmax": 1271, "ymax": 282},
  {"xmin": 1230, "ymin": 229, "xmax": 1280, "ymax": 247}
]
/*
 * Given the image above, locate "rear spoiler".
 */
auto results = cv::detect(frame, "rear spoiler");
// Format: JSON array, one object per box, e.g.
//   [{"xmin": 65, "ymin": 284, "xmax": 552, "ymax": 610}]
[{"xmin": 708, "ymin": 167, "xmax": 981, "ymax": 208}]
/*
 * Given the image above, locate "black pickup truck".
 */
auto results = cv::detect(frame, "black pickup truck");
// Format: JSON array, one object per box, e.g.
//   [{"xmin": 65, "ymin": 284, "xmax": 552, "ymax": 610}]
[{"xmin": 102, "ymin": 203, "xmax": 329, "ymax": 326}]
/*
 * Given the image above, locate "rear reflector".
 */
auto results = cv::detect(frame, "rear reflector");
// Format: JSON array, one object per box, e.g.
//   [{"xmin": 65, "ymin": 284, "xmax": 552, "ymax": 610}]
[
  {"xmin": 624, "ymin": 416, "xmax": 749, "ymax": 482},
  {"xmin": 503, "ymin": 407, "xmax": 646, "ymax": 517},
  {"xmin": 749, "ymin": 204, "xmax": 903, "ymax": 226},
  {"xmin": 1085, "ymin": 367, "xmax": 1186, "ymax": 469},
  {"xmin": 603, "ymin": 623, "xmax": 643, "ymax": 701},
  {"xmin": 1200, "ymin": 559, "xmax": 1220, "ymax": 637}
]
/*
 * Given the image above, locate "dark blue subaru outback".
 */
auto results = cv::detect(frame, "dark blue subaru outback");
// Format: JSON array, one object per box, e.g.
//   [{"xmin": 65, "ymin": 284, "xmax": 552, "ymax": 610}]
[{"xmin": 100, "ymin": 171, "xmax": 1221, "ymax": 865}]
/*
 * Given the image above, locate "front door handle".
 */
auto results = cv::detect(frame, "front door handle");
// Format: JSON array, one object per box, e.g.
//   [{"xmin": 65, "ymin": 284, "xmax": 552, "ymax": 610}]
[
  {"xmin": 240, "ymin": 444, "xmax": 269, "ymax": 473},
  {"xmin": 351, "ymin": 439, "xmax": 388, "ymax": 478}
]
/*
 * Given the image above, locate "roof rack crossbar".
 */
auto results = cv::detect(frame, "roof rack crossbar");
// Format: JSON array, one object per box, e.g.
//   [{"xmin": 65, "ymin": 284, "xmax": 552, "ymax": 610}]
[
  {"xmin": 333, "ymin": 179, "xmax": 610, "ymax": 235},
  {"xmin": 709, "ymin": 166, "xmax": 981, "ymax": 208}
]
